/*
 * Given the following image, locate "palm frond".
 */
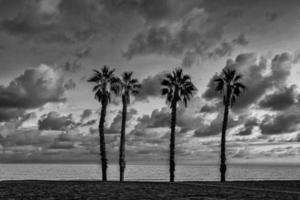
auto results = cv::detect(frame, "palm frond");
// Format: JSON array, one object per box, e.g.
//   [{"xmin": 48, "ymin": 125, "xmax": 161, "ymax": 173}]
[
  {"xmin": 118, "ymin": 71, "xmax": 141, "ymax": 104},
  {"xmin": 161, "ymin": 87, "xmax": 170, "ymax": 96},
  {"xmin": 234, "ymin": 74, "xmax": 242, "ymax": 82},
  {"xmin": 161, "ymin": 79, "xmax": 172, "ymax": 87},
  {"xmin": 215, "ymin": 68, "xmax": 246, "ymax": 107},
  {"xmin": 234, "ymin": 82, "xmax": 246, "ymax": 90},
  {"xmin": 161, "ymin": 68, "xmax": 196, "ymax": 107},
  {"xmin": 92, "ymin": 84, "xmax": 101, "ymax": 92}
]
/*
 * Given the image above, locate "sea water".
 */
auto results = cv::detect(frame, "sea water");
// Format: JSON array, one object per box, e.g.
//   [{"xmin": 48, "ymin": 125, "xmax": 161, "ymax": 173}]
[{"xmin": 0, "ymin": 163, "xmax": 299, "ymax": 181}]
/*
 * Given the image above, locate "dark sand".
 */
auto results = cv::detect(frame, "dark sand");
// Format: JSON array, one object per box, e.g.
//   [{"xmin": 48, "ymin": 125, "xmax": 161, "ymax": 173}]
[{"xmin": 0, "ymin": 180, "xmax": 299, "ymax": 200}]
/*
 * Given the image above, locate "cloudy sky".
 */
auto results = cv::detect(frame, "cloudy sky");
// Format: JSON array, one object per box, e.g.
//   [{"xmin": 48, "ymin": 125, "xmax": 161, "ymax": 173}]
[{"xmin": 0, "ymin": 0, "xmax": 299, "ymax": 164}]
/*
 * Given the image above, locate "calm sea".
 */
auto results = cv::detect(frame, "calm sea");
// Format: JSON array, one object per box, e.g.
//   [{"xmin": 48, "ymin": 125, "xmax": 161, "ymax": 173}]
[{"xmin": 0, "ymin": 163, "xmax": 299, "ymax": 181}]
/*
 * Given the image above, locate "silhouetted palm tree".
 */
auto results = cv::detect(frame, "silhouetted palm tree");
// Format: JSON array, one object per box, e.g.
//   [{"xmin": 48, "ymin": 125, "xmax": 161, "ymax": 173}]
[
  {"xmin": 88, "ymin": 66, "xmax": 120, "ymax": 181},
  {"xmin": 161, "ymin": 68, "xmax": 197, "ymax": 182},
  {"xmin": 214, "ymin": 68, "xmax": 246, "ymax": 182},
  {"xmin": 118, "ymin": 72, "xmax": 141, "ymax": 181}
]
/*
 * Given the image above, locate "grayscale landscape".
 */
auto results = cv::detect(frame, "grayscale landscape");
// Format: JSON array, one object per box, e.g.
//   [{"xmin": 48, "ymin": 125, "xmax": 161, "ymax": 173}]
[{"xmin": 0, "ymin": 0, "xmax": 299, "ymax": 199}]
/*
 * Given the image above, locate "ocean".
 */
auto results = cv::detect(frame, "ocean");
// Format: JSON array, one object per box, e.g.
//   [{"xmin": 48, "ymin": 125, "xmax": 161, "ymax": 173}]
[{"xmin": 0, "ymin": 163, "xmax": 299, "ymax": 181}]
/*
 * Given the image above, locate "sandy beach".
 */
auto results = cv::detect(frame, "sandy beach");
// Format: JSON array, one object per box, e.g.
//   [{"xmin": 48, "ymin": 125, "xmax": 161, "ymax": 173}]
[{"xmin": 0, "ymin": 180, "xmax": 299, "ymax": 200}]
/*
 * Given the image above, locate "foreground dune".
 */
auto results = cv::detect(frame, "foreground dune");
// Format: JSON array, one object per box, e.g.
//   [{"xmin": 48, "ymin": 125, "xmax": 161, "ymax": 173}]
[{"xmin": 0, "ymin": 180, "xmax": 299, "ymax": 199}]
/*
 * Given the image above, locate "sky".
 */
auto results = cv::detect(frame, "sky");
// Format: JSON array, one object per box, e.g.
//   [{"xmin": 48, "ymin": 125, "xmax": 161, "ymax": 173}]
[{"xmin": 0, "ymin": 0, "xmax": 299, "ymax": 164}]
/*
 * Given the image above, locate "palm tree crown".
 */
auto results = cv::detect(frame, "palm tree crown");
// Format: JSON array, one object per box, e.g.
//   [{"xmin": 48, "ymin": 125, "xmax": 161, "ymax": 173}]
[
  {"xmin": 88, "ymin": 65, "xmax": 120, "ymax": 102},
  {"xmin": 214, "ymin": 68, "xmax": 246, "ymax": 106},
  {"xmin": 120, "ymin": 72, "xmax": 141, "ymax": 104},
  {"xmin": 161, "ymin": 68, "xmax": 197, "ymax": 107}
]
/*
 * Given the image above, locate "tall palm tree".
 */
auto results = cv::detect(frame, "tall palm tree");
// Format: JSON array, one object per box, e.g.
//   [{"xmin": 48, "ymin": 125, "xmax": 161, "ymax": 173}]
[
  {"xmin": 118, "ymin": 72, "xmax": 141, "ymax": 182},
  {"xmin": 161, "ymin": 68, "xmax": 197, "ymax": 182},
  {"xmin": 88, "ymin": 66, "xmax": 120, "ymax": 181},
  {"xmin": 214, "ymin": 68, "xmax": 246, "ymax": 182}
]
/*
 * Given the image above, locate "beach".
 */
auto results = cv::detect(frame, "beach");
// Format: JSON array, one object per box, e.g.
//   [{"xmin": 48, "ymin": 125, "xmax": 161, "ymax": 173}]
[{"xmin": 0, "ymin": 180, "xmax": 299, "ymax": 200}]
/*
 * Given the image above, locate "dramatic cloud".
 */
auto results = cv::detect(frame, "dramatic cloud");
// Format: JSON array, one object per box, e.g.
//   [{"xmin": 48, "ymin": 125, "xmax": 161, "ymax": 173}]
[
  {"xmin": 199, "ymin": 103, "xmax": 219, "ymax": 113},
  {"xmin": 80, "ymin": 109, "xmax": 93, "ymax": 122},
  {"xmin": 0, "ymin": 64, "xmax": 66, "ymax": 109},
  {"xmin": 259, "ymin": 85, "xmax": 297, "ymax": 111},
  {"xmin": 38, "ymin": 112, "xmax": 75, "ymax": 131},
  {"xmin": 0, "ymin": 0, "xmax": 111, "ymax": 43},
  {"xmin": 0, "ymin": 108, "xmax": 25, "ymax": 122},
  {"xmin": 0, "ymin": 0, "xmax": 300, "ymax": 164},
  {"xmin": 260, "ymin": 113, "xmax": 300, "ymax": 135},
  {"xmin": 194, "ymin": 113, "xmax": 240, "ymax": 137},
  {"xmin": 0, "ymin": 64, "xmax": 67, "ymax": 121},
  {"xmin": 237, "ymin": 118, "xmax": 258, "ymax": 136},
  {"xmin": 134, "ymin": 98, "xmax": 204, "ymax": 132},
  {"xmin": 135, "ymin": 72, "xmax": 165, "ymax": 101},
  {"xmin": 123, "ymin": 1, "xmax": 248, "ymax": 67},
  {"xmin": 124, "ymin": 7, "xmax": 248, "ymax": 67}
]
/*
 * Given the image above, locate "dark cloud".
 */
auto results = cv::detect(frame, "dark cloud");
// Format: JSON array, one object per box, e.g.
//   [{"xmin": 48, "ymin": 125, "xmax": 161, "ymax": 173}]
[
  {"xmin": 0, "ymin": 65, "xmax": 66, "ymax": 108},
  {"xmin": 135, "ymin": 72, "xmax": 165, "ymax": 101},
  {"xmin": 80, "ymin": 109, "xmax": 93, "ymax": 122},
  {"xmin": 259, "ymin": 85, "xmax": 297, "ymax": 111},
  {"xmin": 260, "ymin": 113, "xmax": 300, "ymax": 135},
  {"xmin": 0, "ymin": 126, "xmax": 101, "ymax": 163},
  {"xmin": 127, "ymin": 97, "xmax": 204, "ymax": 151},
  {"xmin": 60, "ymin": 46, "xmax": 92, "ymax": 73},
  {"xmin": 0, "ymin": 129, "xmax": 54, "ymax": 147},
  {"xmin": 194, "ymin": 113, "xmax": 240, "ymax": 137},
  {"xmin": 122, "ymin": 1, "xmax": 250, "ymax": 67},
  {"xmin": 199, "ymin": 104, "xmax": 218, "ymax": 113},
  {"xmin": 64, "ymin": 79, "xmax": 76, "ymax": 90},
  {"xmin": 135, "ymin": 108, "xmax": 170, "ymax": 129},
  {"xmin": 232, "ymin": 34, "xmax": 248, "ymax": 46},
  {"xmin": 208, "ymin": 34, "xmax": 248, "ymax": 59},
  {"xmin": 202, "ymin": 52, "xmax": 293, "ymax": 111},
  {"xmin": 38, "ymin": 112, "xmax": 75, "ymax": 131},
  {"xmin": 265, "ymin": 11, "xmax": 280, "ymax": 22},
  {"xmin": 100, "ymin": 0, "xmax": 201, "ymax": 23},
  {"xmin": 237, "ymin": 118, "xmax": 258, "ymax": 136},
  {"xmin": 0, "ymin": 0, "xmax": 120, "ymax": 43},
  {"xmin": 135, "ymin": 101, "xmax": 203, "ymax": 132},
  {"xmin": 49, "ymin": 135, "xmax": 75, "ymax": 149},
  {"xmin": 0, "ymin": 65, "xmax": 66, "ymax": 121},
  {"xmin": 61, "ymin": 61, "xmax": 81, "ymax": 74},
  {"xmin": 0, "ymin": 108, "xmax": 25, "ymax": 122},
  {"xmin": 123, "ymin": 13, "xmax": 246, "ymax": 67},
  {"xmin": 225, "ymin": 9, "xmax": 244, "ymax": 18}
]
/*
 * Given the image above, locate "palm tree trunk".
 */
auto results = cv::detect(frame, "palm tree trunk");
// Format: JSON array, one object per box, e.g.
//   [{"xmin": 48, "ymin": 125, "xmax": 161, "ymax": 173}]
[
  {"xmin": 220, "ymin": 89, "xmax": 231, "ymax": 182},
  {"xmin": 169, "ymin": 101, "xmax": 177, "ymax": 182},
  {"xmin": 119, "ymin": 95, "xmax": 127, "ymax": 182},
  {"xmin": 99, "ymin": 97, "xmax": 108, "ymax": 181}
]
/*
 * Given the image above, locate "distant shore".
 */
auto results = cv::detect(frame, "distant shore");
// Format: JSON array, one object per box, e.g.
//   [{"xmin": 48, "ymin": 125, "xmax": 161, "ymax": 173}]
[{"xmin": 0, "ymin": 180, "xmax": 299, "ymax": 199}]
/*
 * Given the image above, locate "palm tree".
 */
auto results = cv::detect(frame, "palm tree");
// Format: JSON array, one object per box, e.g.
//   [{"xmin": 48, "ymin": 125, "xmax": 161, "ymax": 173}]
[
  {"xmin": 161, "ymin": 68, "xmax": 197, "ymax": 182},
  {"xmin": 88, "ymin": 66, "xmax": 120, "ymax": 181},
  {"xmin": 118, "ymin": 72, "xmax": 141, "ymax": 182},
  {"xmin": 214, "ymin": 68, "xmax": 246, "ymax": 182}
]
